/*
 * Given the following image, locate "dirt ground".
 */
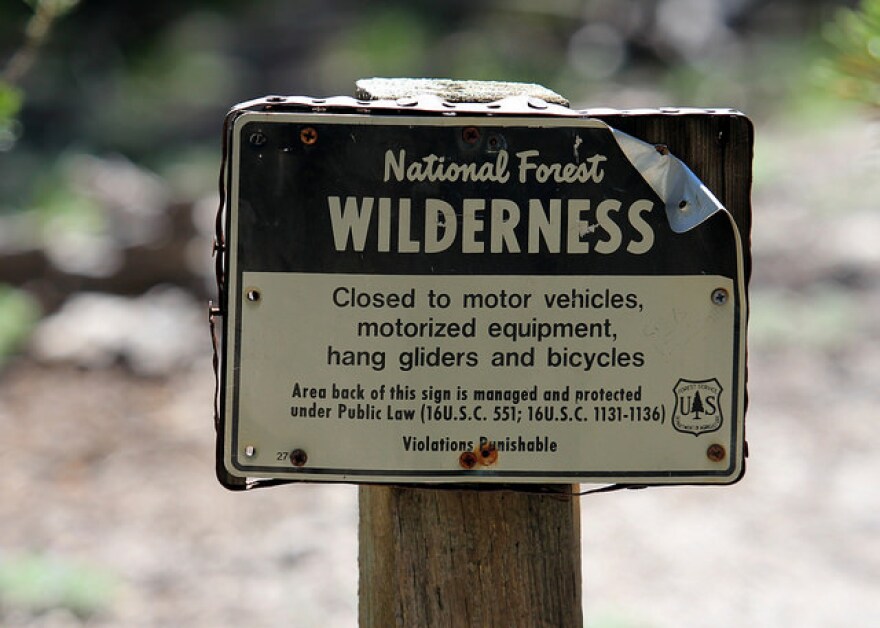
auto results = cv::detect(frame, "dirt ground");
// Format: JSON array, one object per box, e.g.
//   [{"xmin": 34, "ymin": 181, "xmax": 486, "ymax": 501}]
[{"xmin": 1, "ymin": 115, "xmax": 879, "ymax": 627}]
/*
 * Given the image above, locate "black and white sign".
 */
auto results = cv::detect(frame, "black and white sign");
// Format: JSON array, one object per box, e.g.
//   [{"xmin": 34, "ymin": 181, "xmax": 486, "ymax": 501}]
[{"xmin": 218, "ymin": 111, "xmax": 747, "ymax": 485}]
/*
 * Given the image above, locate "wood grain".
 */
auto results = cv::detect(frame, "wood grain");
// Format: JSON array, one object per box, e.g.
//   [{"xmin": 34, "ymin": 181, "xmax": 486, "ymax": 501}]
[{"xmin": 359, "ymin": 485, "xmax": 582, "ymax": 628}]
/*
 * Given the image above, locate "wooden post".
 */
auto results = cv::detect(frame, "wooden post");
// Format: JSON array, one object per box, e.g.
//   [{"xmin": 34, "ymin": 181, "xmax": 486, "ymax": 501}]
[
  {"xmin": 356, "ymin": 79, "xmax": 583, "ymax": 628},
  {"xmin": 359, "ymin": 485, "xmax": 582, "ymax": 627}
]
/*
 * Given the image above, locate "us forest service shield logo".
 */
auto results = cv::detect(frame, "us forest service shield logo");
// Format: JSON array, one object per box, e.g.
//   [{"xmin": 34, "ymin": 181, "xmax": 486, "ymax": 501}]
[{"xmin": 672, "ymin": 378, "xmax": 724, "ymax": 436}]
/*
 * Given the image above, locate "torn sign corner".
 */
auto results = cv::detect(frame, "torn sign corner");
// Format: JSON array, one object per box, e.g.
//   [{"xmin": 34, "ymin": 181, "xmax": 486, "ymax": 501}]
[{"xmin": 610, "ymin": 128, "xmax": 726, "ymax": 234}]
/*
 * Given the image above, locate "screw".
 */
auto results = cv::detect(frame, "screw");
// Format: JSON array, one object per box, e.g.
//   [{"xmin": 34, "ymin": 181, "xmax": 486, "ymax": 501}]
[
  {"xmin": 478, "ymin": 442, "xmax": 498, "ymax": 466},
  {"xmin": 462, "ymin": 127, "xmax": 480, "ymax": 144},
  {"xmin": 244, "ymin": 445, "xmax": 256, "ymax": 457},
  {"xmin": 711, "ymin": 288, "xmax": 728, "ymax": 305},
  {"xmin": 655, "ymin": 144, "xmax": 670, "ymax": 155},
  {"xmin": 707, "ymin": 444, "xmax": 726, "ymax": 462},
  {"xmin": 300, "ymin": 127, "xmax": 318, "ymax": 145},
  {"xmin": 290, "ymin": 449, "xmax": 308, "ymax": 467},
  {"xmin": 249, "ymin": 132, "xmax": 267, "ymax": 147},
  {"xmin": 459, "ymin": 451, "xmax": 477, "ymax": 470},
  {"xmin": 246, "ymin": 289, "xmax": 261, "ymax": 302}
]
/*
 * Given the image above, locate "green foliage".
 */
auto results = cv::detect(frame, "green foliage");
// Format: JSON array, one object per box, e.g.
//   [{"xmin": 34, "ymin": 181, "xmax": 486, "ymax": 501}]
[
  {"xmin": 0, "ymin": 81, "xmax": 23, "ymax": 151},
  {"xmin": 0, "ymin": 552, "xmax": 116, "ymax": 619},
  {"xmin": 0, "ymin": 82, "xmax": 22, "ymax": 122},
  {"xmin": 822, "ymin": 0, "xmax": 880, "ymax": 108},
  {"xmin": 318, "ymin": 6, "xmax": 431, "ymax": 92},
  {"xmin": 1, "ymin": 0, "xmax": 80, "ymax": 151},
  {"xmin": 0, "ymin": 284, "xmax": 40, "ymax": 365},
  {"xmin": 352, "ymin": 7, "xmax": 429, "ymax": 73},
  {"xmin": 33, "ymin": 166, "xmax": 103, "ymax": 228}
]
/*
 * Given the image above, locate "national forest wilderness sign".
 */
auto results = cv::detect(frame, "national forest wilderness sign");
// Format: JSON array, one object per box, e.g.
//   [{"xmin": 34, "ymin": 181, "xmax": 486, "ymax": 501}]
[{"xmin": 215, "ymin": 101, "xmax": 749, "ymax": 487}]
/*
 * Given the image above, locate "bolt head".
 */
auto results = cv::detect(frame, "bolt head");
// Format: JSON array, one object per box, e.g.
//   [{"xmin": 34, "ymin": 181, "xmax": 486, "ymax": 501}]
[
  {"xmin": 290, "ymin": 449, "xmax": 308, "ymax": 467},
  {"xmin": 459, "ymin": 451, "xmax": 477, "ymax": 470},
  {"xmin": 478, "ymin": 442, "xmax": 498, "ymax": 466},
  {"xmin": 249, "ymin": 132, "xmax": 267, "ymax": 147},
  {"xmin": 707, "ymin": 444, "xmax": 726, "ymax": 462},
  {"xmin": 462, "ymin": 126, "xmax": 480, "ymax": 144},
  {"xmin": 711, "ymin": 288, "xmax": 729, "ymax": 305},
  {"xmin": 300, "ymin": 127, "xmax": 318, "ymax": 145}
]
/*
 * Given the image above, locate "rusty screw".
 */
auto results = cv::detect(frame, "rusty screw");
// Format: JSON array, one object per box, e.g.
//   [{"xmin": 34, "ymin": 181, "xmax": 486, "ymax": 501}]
[
  {"xmin": 462, "ymin": 127, "xmax": 480, "ymax": 144},
  {"xmin": 290, "ymin": 448, "xmax": 308, "ymax": 467},
  {"xmin": 655, "ymin": 144, "xmax": 669, "ymax": 156},
  {"xmin": 300, "ymin": 127, "xmax": 318, "ymax": 145},
  {"xmin": 478, "ymin": 442, "xmax": 498, "ymax": 466},
  {"xmin": 459, "ymin": 451, "xmax": 477, "ymax": 470},
  {"xmin": 707, "ymin": 444, "xmax": 726, "ymax": 462}
]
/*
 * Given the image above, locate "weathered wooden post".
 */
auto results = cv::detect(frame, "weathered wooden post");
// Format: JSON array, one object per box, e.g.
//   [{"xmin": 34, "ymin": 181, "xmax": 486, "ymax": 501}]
[
  {"xmin": 359, "ymin": 484, "xmax": 581, "ymax": 627},
  {"xmin": 211, "ymin": 78, "xmax": 751, "ymax": 627},
  {"xmin": 354, "ymin": 79, "xmax": 583, "ymax": 628}
]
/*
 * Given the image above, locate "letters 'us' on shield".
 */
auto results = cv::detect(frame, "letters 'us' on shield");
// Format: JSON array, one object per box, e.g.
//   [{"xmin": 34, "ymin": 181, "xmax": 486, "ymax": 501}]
[{"xmin": 212, "ymin": 94, "xmax": 752, "ymax": 489}]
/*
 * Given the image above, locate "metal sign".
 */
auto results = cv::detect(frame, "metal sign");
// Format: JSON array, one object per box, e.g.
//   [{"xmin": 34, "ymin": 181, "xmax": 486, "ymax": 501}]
[{"xmin": 214, "ymin": 98, "xmax": 748, "ymax": 487}]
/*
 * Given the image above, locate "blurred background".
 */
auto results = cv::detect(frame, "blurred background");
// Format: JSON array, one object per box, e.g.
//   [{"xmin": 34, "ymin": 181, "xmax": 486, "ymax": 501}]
[{"xmin": 1, "ymin": 0, "xmax": 878, "ymax": 626}]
